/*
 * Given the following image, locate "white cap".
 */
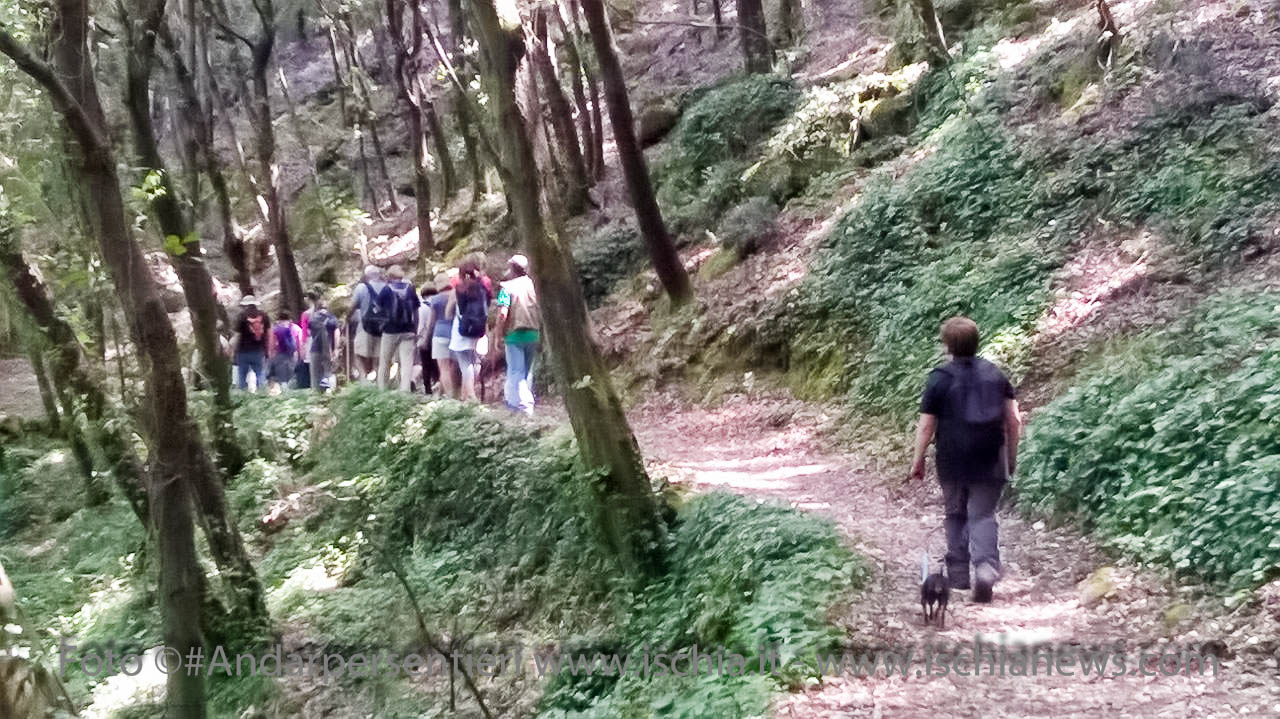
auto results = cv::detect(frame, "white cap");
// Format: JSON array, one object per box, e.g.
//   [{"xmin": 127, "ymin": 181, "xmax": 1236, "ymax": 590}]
[
  {"xmin": 239, "ymin": 295, "xmax": 258, "ymax": 306},
  {"xmin": 509, "ymin": 254, "xmax": 529, "ymax": 272}
]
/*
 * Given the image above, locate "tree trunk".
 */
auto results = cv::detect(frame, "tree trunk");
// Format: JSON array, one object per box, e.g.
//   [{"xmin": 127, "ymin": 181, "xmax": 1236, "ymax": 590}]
[
  {"xmin": 0, "ymin": 227, "xmax": 148, "ymax": 523},
  {"xmin": 386, "ymin": 0, "xmax": 436, "ymax": 266},
  {"xmin": 424, "ymin": 99, "xmax": 457, "ymax": 202},
  {"xmin": 0, "ymin": 6, "xmax": 211, "ymax": 713},
  {"xmin": 915, "ymin": 0, "xmax": 949, "ymax": 66},
  {"xmin": 27, "ymin": 345, "xmax": 61, "ymax": 433},
  {"xmin": 553, "ymin": 2, "xmax": 597, "ymax": 179},
  {"xmin": 531, "ymin": 7, "xmax": 590, "ymax": 215},
  {"xmin": 448, "ymin": 0, "xmax": 485, "ymax": 199},
  {"xmin": 338, "ymin": 13, "xmax": 401, "ymax": 215},
  {"xmin": 579, "ymin": 0, "xmax": 693, "ymax": 304},
  {"xmin": 736, "ymin": 0, "xmax": 772, "ymax": 73},
  {"xmin": 466, "ymin": 0, "xmax": 665, "ymax": 576},
  {"xmin": 125, "ymin": 6, "xmax": 245, "ymax": 481},
  {"xmin": 567, "ymin": 0, "xmax": 605, "ymax": 178},
  {"xmin": 249, "ymin": 28, "xmax": 306, "ymax": 316},
  {"xmin": 775, "ymin": 0, "xmax": 800, "ymax": 47},
  {"xmin": 712, "ymin": 0, "xmax": 724, "ymax": 38}
]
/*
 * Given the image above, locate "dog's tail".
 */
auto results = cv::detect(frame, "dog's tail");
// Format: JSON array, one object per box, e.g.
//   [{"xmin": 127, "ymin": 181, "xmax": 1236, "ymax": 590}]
[{"xmin": 920, "ymin": 550, "xmax": 930, "ymax": 584}]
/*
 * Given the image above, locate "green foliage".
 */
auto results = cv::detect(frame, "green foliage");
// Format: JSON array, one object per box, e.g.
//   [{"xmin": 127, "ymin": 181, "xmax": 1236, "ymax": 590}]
[
  {"xmin": 715, "ymin": 197, "xmax": 778, "ymax": 259},
  {"xmin": 654, "ymin": 76, "xmax": 799, "ymax": 236},
  {"xmin": 671, "ymin": 76, "xmax": 799, "ymax": 173},
  {"xmin": 573, "ymin": 222, "xmax": 647, "ymax": 306},
  {"xmin": 788, "ymin": 45, "xmax": 1280, "ymax": 421},
  {"xmin": 539, "ymin": 493, "xmax": 865, "ymax": 717},
  {"xmin": 1018, "ymin": 291, "xmax": 1280, "ymax": 590},
  {"xmin": 790, "ymin": 117, "xmax": 1059, "ymax": 417}
]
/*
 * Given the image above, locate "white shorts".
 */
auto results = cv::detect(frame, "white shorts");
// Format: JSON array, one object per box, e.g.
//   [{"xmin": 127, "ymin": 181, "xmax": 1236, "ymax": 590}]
[
  {"xmin": 431, "ymin": 336, "xmax": 452, "ymax": 361},
  {"xmin": 355, "ymin": 327, "xmax": 378, "ymax": 358}
]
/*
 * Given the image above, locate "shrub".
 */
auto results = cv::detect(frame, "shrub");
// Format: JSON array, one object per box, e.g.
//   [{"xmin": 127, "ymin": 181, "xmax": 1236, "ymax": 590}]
[
  {"xmin": 672, "ymin": 75, "xmax": 799, "ymax": 174},
  {"xmin": 716, "ymin": 197, "xmax": 779, "ymax": 259},
  {"xmin": 1017, "ymin": 291, "xmax": 1280, "ymax": 590},
  {"xmin": 572, "ymin": 222, "xmax": 648, "ymax": 306}
]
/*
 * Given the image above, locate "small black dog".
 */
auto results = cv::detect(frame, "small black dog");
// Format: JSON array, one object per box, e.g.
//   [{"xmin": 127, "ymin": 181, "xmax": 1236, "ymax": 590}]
[{"xmin": 920, "ymin": 552, "xmax": 950, "ymax": 628}]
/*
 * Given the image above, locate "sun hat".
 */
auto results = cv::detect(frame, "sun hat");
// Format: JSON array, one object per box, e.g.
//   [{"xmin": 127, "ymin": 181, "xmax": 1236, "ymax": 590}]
[{"xmin": 239, "ymin": 295, "xmax": 258, "ymax": 307}]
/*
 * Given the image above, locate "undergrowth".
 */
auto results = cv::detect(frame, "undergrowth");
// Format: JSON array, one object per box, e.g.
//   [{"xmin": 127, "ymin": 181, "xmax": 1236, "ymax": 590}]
[{"xmin": 1017, "ymin": 291, "xmax": 1280, "ymax": 592}]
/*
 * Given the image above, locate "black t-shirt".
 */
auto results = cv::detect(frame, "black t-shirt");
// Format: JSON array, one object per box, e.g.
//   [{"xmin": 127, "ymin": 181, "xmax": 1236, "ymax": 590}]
[
  {"xmin": 920, "ymin": 357, "xmax": 1015, "ymax": 483},
  {"xmin": 235, "ymin": 309, "xmax": 271, "ymax": 353}
]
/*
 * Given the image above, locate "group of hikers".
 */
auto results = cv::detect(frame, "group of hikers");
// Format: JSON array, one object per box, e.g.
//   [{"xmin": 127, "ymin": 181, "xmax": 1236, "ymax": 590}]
[
  {"xmin": 229, "ymin": 265, "xmax": 1014, "ymax": 603},
  {"xmin": 224, "ymin": 253, "xmax": 541, "ymax": 416}
]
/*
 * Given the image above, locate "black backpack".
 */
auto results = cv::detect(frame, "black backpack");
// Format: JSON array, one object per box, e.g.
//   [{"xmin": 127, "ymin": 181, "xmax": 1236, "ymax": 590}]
[
  {"xmin": 359, "ymin": 281, "xmax": 387, "ymax": 336},
  {"xmin": 937, "ymin": 358, "xmax": 1007, "ymax": 460},
  {"xmin": 384, "ymin": 283, "xmax": 416, "ymax": 331},
  {"xmin": 456, "ymin": 284, "xmax": 489, "ymax": 339}
]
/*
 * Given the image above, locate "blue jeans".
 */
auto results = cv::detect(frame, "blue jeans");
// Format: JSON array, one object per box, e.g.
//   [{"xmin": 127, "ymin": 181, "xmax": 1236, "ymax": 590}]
[
  {"xmin": 235, "ymin": 350, "xmax": 266, "ymax": 391},
  {"xmin": 504, "ymin": 341, "xmax": 537, "ymax": 414}
]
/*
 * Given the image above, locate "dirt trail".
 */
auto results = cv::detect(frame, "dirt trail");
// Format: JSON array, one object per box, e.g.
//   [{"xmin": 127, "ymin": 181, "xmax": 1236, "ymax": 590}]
[{"xmin": 630, "ymin": 391, "xmax": 1278, "ymax": 718}]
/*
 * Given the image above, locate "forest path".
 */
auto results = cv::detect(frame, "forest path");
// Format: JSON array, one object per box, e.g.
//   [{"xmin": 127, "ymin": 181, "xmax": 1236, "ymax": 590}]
[{"xmin": 629, "ymin": 391, "xmax": 1277, "ymax": 718}]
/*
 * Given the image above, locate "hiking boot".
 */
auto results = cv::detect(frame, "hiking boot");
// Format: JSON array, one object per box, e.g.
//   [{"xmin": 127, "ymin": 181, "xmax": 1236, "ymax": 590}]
[{"xmin": 973, "ymin": 563, "xmax": 998, "ymax": 603}]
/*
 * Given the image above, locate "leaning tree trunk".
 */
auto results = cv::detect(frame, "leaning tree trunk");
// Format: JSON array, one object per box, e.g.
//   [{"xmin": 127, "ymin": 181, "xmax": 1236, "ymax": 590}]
[
  {"xmin": 0, "ymin": 226, "xmax": 148, "ymax": 523},
  {"xmin": 579, "ymin": 0, "xmax": 693, "ymax": 304},
  {"xmin": 531, "ymin": 7, "xmax": 590, "ymax": 215},
  {"xmin": 915, "ymin": 0, "xmax": 949, "ymax": 66},
  {"xmin": 124, "ymin": 5, "xmax": 245, "ymax": 480},
  {"xmin": 0, "ymin": 2, "xmax": 209, "ymax": 713},
  {"xmin": 466, "ymin": 0, "xmax": 665, "ymax": 576},
  {"xmin": 249, "ymin": 29, "xmax": 306, "ymax": 316},
  {"xmin": 736, "ymin": 0, "xmax": 772, "ymax": 73}
]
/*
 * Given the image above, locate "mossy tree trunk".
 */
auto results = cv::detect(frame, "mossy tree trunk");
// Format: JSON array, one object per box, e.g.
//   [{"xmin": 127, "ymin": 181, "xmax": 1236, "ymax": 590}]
[
  {"xmin": 124, "ymin": 1, "xmax": 245, "ymax": 480},
  {"xmin": 579, "ymin": 0, "xmax": 694, "ymax": 305},
  {"xmin": 554, "ymin": 2, "xmax": 597, "ymax": 179},
  {"xmin": 0, "ymin": 229, "xmax": 144, "ymax": 521},
  {"xmin": 466, "ymin": 0, "xmax": 666, "ymax": 576},
  {"xmin": 386, "ymin": 0, "xmax": 436, "ymax": 265},
  {"xmin": 531, "ymin": 6, "xmax": 591, "ymax": 215},
  {"xmin": 0, "ymin": 3, "xmax": 210, "ymax": 713}
]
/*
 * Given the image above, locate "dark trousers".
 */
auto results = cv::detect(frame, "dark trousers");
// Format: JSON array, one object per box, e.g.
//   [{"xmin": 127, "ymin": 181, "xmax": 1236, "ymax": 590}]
[{"xmin": 939, "ymin": 476, "xmax": 1005, "ymax": 585}]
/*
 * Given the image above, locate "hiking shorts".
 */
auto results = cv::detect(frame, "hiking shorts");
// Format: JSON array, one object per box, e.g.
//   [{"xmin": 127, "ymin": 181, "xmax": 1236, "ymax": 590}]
[
  {"xmin": 355, "ymin": 327, "xmax": 378, "ymax": 358},
  {"xmin": 431, "ymin": 336, "xmax": 452, "ymax": 361}
]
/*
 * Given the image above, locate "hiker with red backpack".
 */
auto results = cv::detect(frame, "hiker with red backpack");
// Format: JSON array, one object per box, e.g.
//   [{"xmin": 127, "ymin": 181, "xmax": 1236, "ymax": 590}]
[
  {"xmin": 447, "ymin": 260, "xmax": 491, "ymax": 402},
  {"xmin": 376, "ymin": 265, "xmax": 421, "ymax": 392},
  {"xmin": 232, "ymin": 295, "xmax": 271, "ymax": 392},
  {"xmin": 910, "ymin": 316, "xmax": 1022, "ymax": 603}
]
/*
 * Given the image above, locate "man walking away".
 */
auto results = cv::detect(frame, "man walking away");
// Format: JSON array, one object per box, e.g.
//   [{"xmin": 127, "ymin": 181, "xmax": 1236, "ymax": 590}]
[
  {"xmin": 377, "ymin": 265, "xmax": 421, "ymax": 392},
  {"xmin": 496, "ymin": 254, "xmax": 540, "ymax": 415},
  {"xmin": 910, "ymin": 316, "xmax": 1021, "ymax": 603},
  {"xmin": 307, "ymin": 292, "xmax": 340, "ymax": 393},
  {"xmin": 232, "ymin": 295, "xmax": 271, "ymax": 392},
  {"xmin": 349, "ymin": 265, "xmax": 386, "ymax": 382}
]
